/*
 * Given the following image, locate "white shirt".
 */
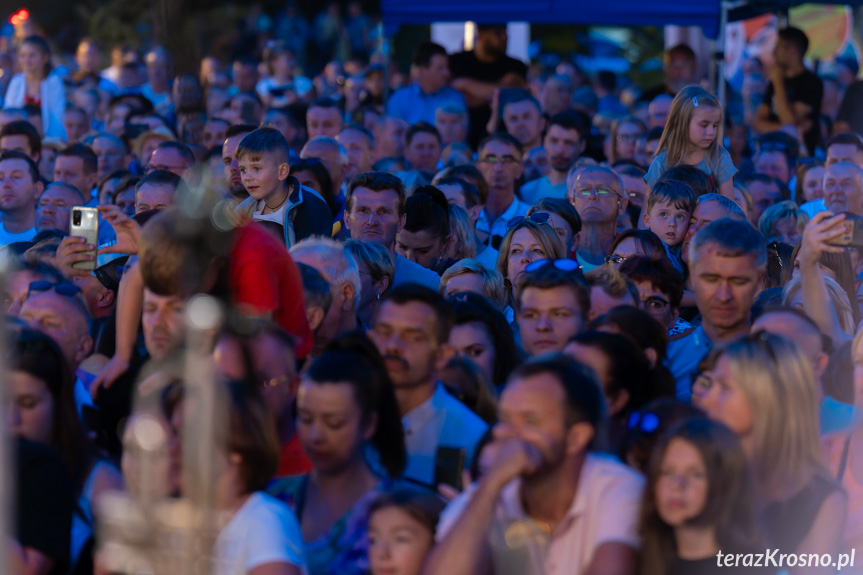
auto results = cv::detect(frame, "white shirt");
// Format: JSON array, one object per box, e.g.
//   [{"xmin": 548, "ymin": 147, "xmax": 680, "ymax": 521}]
[{"xmin": 214, "ymin": 492, "xmax": 307, "ymax": 575}]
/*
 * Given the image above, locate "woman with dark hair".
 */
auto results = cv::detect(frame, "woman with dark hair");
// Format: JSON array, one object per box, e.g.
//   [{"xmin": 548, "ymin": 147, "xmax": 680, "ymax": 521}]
[
  {"xmin": 4, "ymin": 35, "xmax": 66, "ymax": 138},
  {"xmin": 639, "ymin": 418, "xmax": 764, "ymax": 575},
  {"xmin": 606, "ymin": 229, "xmax": 667, "ymax": 268},
  {"xmin": 9, "ymin": 328, "xmax": 124, "ymax": 573},
  {"xmin": 564, "ymin": 330, "xmax": 649, "ymax": 450},
  {"xmin": 396, "ymin": 186, "xmax": 454, "ymax": 274},
  {"xmin": 291, "ymin": 157, "xmax": 338, "ymax": 217},
  {"xmin": 446, "ymin": 292, "xmax": 521, "ymax": 390},
  {"xmin": 589, "ymin": 306, "xmax": 676, "ymax": 401},
  {"xmin": 212, "ymin": 379, "xmax": 307, "ymax": 575},
  {"xmin": 267, "ymin": 332, "xmax": 408, "ymax": 575}
]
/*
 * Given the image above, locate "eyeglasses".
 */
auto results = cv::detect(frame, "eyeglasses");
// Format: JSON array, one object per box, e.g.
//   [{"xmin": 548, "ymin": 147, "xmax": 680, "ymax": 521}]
[
  {"xmin": 641, "ymin": 296, "xmax": 670, "ymax": 313},
  {"xmin": 627, "ymin": 411, "xmax": 660, "ymax": 434},
  {"xmin": 604, "ymin": 254, "xmax": 627, "ymax": 265},
  {"xmin": 28, "ymin": 281, "xmax": 82, "ymax": 299},
  {"xmin": 572, "ymin": 187, "xmax": 617, "ymax": 199},
  {"xmin": 506, "ymin": 211, "xmax": 551, "ymax": 231},
  {"xmin": 524, "ymin": 258, "xmax": 581, "ymax": 273},
  {"xmin": 478, "ymin": 155, "xmax": 518, "ymax": 166}
]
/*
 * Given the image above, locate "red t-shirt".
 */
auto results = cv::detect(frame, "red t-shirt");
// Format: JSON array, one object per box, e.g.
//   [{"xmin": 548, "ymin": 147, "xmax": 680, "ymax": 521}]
[
  {"xmin": 275, "ymin": 433, "xmax": 313, "ymax": 478},
  {"xmin": 229, "ymin": 222, "xmax": 312, "ymax": 359}
]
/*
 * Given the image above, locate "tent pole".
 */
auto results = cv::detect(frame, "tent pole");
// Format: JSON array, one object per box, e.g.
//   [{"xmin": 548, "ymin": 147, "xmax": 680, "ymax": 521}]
[{"xmin": 717, "ymin": 0, "xmax": 729, "ymax": 112}]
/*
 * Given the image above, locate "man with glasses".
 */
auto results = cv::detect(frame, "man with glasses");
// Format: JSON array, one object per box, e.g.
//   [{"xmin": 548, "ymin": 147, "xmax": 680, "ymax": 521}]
[
  {"xmin": 668, "ymin": 218, "xmax": 765, "ymax": 401},
  {"xmin": 475, "ymin": 132, "xmax": 529, "ymax": 250},
  {"xmin": 569, "ymin": 166, "xmax": 628, "ymax": 272},
  {"xmin": 520, "ymin": 111, "xmax": 589, "ymax": 205},
  {"xmin": 516, "ymin": 260, "xmax": 590, "ymax": 357},
  {"xmin": 823, "ymin": 161, "xmax": 863, "ymax": 216},
  {"xmin": 145, "ymin": 140, "xmax": 195, "ymax": 180}
]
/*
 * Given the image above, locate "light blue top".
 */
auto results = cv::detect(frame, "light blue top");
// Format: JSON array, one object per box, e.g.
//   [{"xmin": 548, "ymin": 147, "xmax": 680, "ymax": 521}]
[
  {"xmin": 645, "ymin": 147, "xmax": 738, "ymax": 189},
  {"xmin": 519, "ymin": 176, "xmax": 568, "ymax": 206},
  {"xmin": 385, "ymin": 84, "xmax": 467, "ymax": 126},
  {"xmin": 393, "ymin": 252, "xmax": 441, "ymax": 291},
  {"xmin": 666, "ymin": 325, "xmax": 714, "ymax": 402},
  {"xmin": 402, "ymin": 383, "xmax": 489, "ymax": 486},
  {"xmin": 476, "ymin": 198, "xmax": 529, "ymax": 250},
  {"xmin": 0, "ymin": 223, "xmax": 36, "ymax": 247}
]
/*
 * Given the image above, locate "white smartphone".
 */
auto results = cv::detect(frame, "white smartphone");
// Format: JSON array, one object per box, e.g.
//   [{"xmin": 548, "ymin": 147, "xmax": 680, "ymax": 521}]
[{"xmin": 69, "ymin": 207, "xmax": 99, "ymax": 271}]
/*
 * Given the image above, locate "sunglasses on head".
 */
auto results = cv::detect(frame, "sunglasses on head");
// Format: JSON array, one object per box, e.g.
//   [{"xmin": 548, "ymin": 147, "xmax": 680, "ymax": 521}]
[
  {"xmin": 524, "ymin": 258, "xmax": 581, "ymax": 274},
  {"xmin": 27, "ymin": 281, "xmax": 81, "ymax": 299},
  {"xmin": 506, "ymin": 211, "xmax": 551, "ymax": 231},
  {"xmin": 627, "ymin": 411, "xmax": 660, "ymax": 434}
]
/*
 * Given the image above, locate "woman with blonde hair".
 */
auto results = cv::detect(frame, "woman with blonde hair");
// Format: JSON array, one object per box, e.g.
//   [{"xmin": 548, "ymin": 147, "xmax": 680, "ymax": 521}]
[
  {"xmin": 439, "ymin": 259, "xmax": 506, "ymax": 311},
  {"xmin": 446, "ymin": 204, "xmax": 477, "ymax": 261},
  {"xmin": 696, "ymin": 333, "xmax": 846, "ymax": 562},
  {"xmin": 495, "ymin": 217, "xmax": 566, "ymax": 307},
  {"xmin": 759, "ymin": 200, "xmax": 808, "ymax": 245},
  {"xmin": 783, "ymin": 275, "xmax": 855, "ymax": 336}
]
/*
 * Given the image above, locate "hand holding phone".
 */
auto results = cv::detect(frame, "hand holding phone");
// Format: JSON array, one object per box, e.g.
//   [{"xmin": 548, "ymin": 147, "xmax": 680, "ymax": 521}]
[{"xmin": 69, "ymin": 207, "xmax": 99, "ymax": 271}]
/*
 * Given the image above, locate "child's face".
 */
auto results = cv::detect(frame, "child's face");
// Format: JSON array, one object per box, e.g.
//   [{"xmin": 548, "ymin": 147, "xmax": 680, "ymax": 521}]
[
  {"xmin": 654, "ymin": 438, "xmax": 709, "ymax": 527},
  {"xmin": 643, "ymin": 200, "xmax": 691, "ymax": 247},
  {"xmin": 688, "ymin": 105, "xmax": 721, "ymax": 151},
  {"xmin": 368, "ymin": 507, "xmax": 435, "ymax": 575},
  {"xmin": 238, "ymin": 152, "xmax": 289, "ymax": 202}
]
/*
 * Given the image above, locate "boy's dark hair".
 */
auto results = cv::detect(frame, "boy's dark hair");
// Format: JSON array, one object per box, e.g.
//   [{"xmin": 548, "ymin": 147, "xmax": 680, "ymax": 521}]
[
  {"xmin": 235, "ymin": 127, "xmax": 291, "ymax": 165},
  {"xmin": 382, "ymin": 283, "xmax": 454, "ymax": 344},
  {"xmin": 155, "ymin": 140, "xmax": 195, "ymax": 166},
  {"xmin": 413, "ymin": 41, "xmax": 448, "ymax": 68},
  {"xmin": 405, "ymin": 122, "xmax": 442, "ymax": 147},
  {"xmin": 478, "ymin": 132, "xmax": 524, "ymax": 158},
  {"xmin": 546, "ymin": 110, "xmax": 590, "ymax": 143},
  {"xmin": 510, "ymin": 354, "xmax": 606, "ymax": 431},
  {"xmin": 647, "ymin": 179, "xmax": 696, "ymax": 213},
  {"xmin": 59, "ymin": 143, "xmax": 98, "ymax": 175},
  {"xmin": 435, "ymin": 176, "xmax": 480, "ymax": 209},
  {"xmin": 619, "ymin": 255, "xmax": 684, "ymax": 308},
  {"xmin": 404, "ymin": 185, "xmax": 450, "ymax": 239},
  {"xmin": 346, "ymin": 171, "xmax": 407, "ymax": 215},
  {"xmin": 657, "ymin": 165, "xmax": 713, "ymax": 196},
  {"xmin": 225, "ymin": 124, "xmax": 257, "ymax": 139},
  {"xmin": 135, "ymin": 169, "xmax": 184, "ymax": 193},
  {"xmin": 0, "ymin": 150, "xmax": 39, "ymax": 182},
  {"xmin": 527, "ymin": 197, "xmax": 582, "ymax": 235},
  {"xmin": 515, "ymin": 264, "xmax": 590, "ymax": 318},
  {"xmin": 778, "ymin": 27, "xmax": 810, "ymax": 57},
  {"xmin": 0, "ymin": 120, "xmax": 41, "ymax": 157}
]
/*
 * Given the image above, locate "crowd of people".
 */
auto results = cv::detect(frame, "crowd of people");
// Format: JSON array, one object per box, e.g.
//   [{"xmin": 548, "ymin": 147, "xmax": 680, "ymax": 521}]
[{"xmin": 3, "ymin": 8, "xmax": 863, "ymax": 575}]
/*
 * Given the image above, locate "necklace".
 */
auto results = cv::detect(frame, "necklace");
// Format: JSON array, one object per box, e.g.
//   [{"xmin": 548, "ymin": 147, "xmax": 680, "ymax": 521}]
[{"xmin": 264, "ymin": 184, "xmax": 291, "ymax": 210}]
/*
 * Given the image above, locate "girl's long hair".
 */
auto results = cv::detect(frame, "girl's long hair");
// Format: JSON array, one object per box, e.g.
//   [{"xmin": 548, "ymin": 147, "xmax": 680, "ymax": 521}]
[
  {"xmin": 655, "ymin": 86, "xmax": 724, "ymax": 175},
  {"xmin": 639, "ymin": 418, "xmax": 764, "ymax": 575}
]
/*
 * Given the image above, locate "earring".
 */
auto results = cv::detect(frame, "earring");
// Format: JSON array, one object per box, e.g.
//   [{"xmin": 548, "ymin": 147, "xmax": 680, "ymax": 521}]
[{"xmin": 376, "ymin": 293, "xmax": 381, "ymax": 302}]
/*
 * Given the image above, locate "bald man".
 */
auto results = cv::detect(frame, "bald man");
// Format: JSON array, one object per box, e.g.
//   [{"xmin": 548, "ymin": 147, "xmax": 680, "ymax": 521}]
[{"xmin": 824, "ymin": 161, "xmax": 863, "ymax": 216}]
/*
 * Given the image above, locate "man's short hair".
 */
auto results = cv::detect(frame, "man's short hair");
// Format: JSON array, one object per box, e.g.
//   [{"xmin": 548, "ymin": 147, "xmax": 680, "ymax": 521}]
[
  {"xmin": 0, "ymin": 120, "xmax": 41, "ymax": 156},
  {"xmin": 546, "ymin": 110, "xmax": 590, "ymax": 143},
  {"xmin": 59, "ymin": 143, "xmax": 98, "ymax": 175},
  {"xmin": 509, "ymin": 354, "xmax": 606, "ymax": 431},
  {"xmin": 755, "ymin": 131, "xmax": 798, "ymax": 165},
  {"xmin": 433, "ymin": 164, "xmax": 489, "ymax": 205},
  {"xmin": 341, "ymin": 122, "xmax": 374, "ymax": 146},
  {"xmin": 515, "ymin": 264, "xmax": 591, "ymax": 318},
  {"xmin": 696, "ymin": 193, "xmax": 747, "ymax": 220},
  {"xmin": 296, "ymin": 262, "xmax": 332, "ymax": 313},
  {"xmin": 135, "ymin": 169, "xmax": 184, "ymax": 194},
  {"xmin": 434, "ymin": 176, "xmax": 481, "ymax": 209},
  {"xmin": 741, "ymin": 173, "xmax": 791, "ymax": 202},
  {"xmin": 346, "ymin": 171, "xmax": 407, "ymax": 215},
  {"xmin": 826, "ymin": 133, "xmax": 863, "ymax": 154},
  {"xmin": 689, "ymin": 218, "xmax": 767, "ymax": 269},
  {"xmin": 309, "ymin": 97, "xmax": 340, "ymax": 112},
  {"xmin": 619, "ymin": 255, "xmax": 684, "ymax": 308},
  {"xmin": 778, "ymin": 27, "xmax": 810, "ymax": 57},
  {"xmin": 585, "ymin": 266, "xmax": 639, "ymax": 306},
  {"xmin": 0, "ymin": 150, "xmax": 39, "ymax": 182},
  {"xmin": 225, "ymin": 124, "xmax": 258, "ymax": 139},
  {"xmin": 382, "ymin": 283, "xmax": 453, "ymax": 345},
  {"xmin": 405, "ymin": 122, "xmax": 442, "ymax": 147},
  {"xmin": 647, "ymin": 179, "xmax": 696, "ymax": 213},
  {"xmin": 235, "ymin": 127, "xmax": 291, "ymax": 165},
  {"xmin": 614, "ymin": 163, "xmax": 647, "ymax": 179},
  {"xmin": 155, "ymin": 140, "xmax": 195, "ymax": 166},
  {"xmin": 43, "ymin": 182, "xmax": 85, "ymax": 205},
  {"xmin": 289, "ymin": 236, "xmax": 361, "ymax": 312},
  {"xmin": 527, "ymin": 197, "xmax": 582, "ymax": 236},
  {"xmin": 478, "ymin": 132, "xmax": 524, "ymax": 159},
  {"xmin": 94, "ymin": 132, "xmax": 129, "ymax": 154},
  {"xmin": 413, "ymin": 41, "xmax": 448, "ymax": 68},
  {"xmin": 502, "ymin": 92, "xmax": 542, "ymax": 115}
]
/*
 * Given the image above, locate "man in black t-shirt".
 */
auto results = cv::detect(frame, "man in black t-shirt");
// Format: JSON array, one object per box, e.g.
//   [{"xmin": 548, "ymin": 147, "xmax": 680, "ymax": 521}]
[
  {"xmin": 449, "ymin": 25, "xmax": 528, "ymax": 148},
  {"xmin": 754, "ymin": 27, "xmax": 823, "ymax": 156}
]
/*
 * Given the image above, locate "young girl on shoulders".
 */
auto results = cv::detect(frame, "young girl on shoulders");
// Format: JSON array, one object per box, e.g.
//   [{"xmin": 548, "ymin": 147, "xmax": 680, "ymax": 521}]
[{"xmin": 645, "ymin": 86, "xmax": 737, "ymax": 200}]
